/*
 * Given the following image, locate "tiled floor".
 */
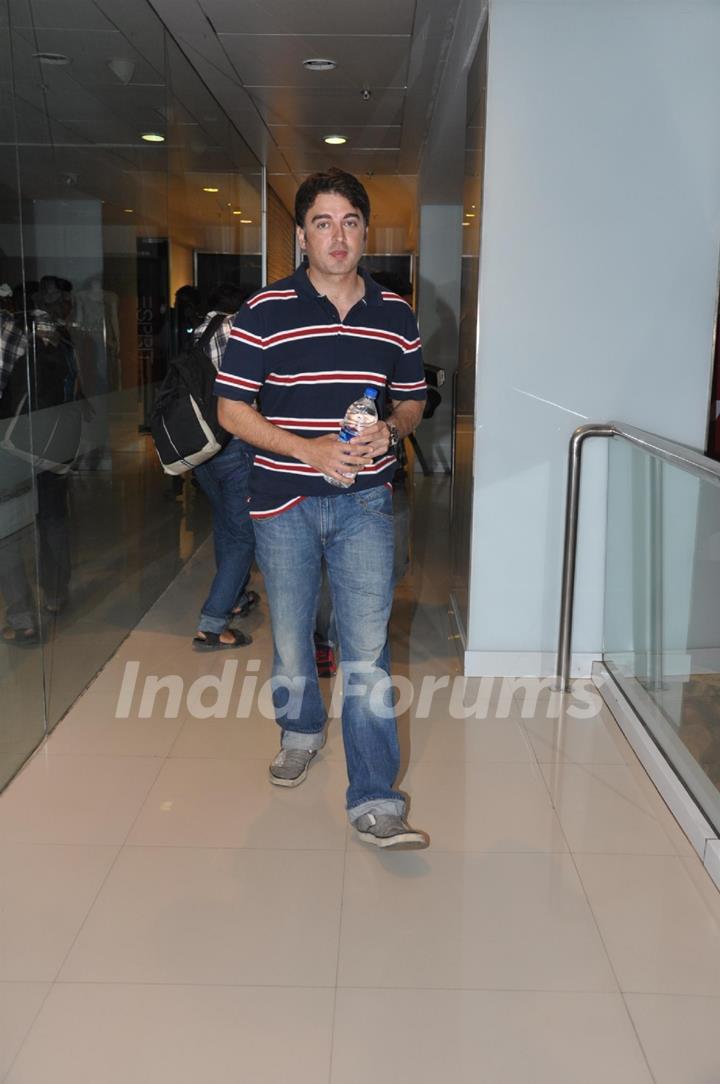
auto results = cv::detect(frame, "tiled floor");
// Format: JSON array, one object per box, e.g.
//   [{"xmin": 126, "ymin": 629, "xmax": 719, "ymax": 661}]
[{"xmin": 1, "ymin": 477, "xmax": 720, "ymax": 1082}]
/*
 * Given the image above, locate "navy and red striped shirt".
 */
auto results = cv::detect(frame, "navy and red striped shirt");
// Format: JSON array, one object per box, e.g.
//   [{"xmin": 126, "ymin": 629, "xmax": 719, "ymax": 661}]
[{"xmin": 214, "ymin": 263, "xmax": 427, "ymax": 518}]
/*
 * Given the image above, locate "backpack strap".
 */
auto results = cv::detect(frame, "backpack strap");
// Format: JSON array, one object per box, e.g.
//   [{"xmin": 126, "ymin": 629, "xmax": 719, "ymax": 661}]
[{"xmin": 195, "ymin": 312, "xmax": 229, "ymax": 353}]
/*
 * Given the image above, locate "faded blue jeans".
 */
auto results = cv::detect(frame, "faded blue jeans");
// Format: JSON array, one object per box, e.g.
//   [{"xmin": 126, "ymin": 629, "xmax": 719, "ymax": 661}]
[
  {"xmin": 253, "ymin": 485, "xmax": 404, "ymax": 821},
  {"xmin": 194, "ymin": 438, "xmax": 255, "ymax": 634}
]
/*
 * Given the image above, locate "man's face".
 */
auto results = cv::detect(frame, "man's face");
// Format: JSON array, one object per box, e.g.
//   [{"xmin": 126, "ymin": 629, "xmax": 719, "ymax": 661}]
[{"xmin": 297, "ymin": 191, "xmax": 367, "ymax": 279}]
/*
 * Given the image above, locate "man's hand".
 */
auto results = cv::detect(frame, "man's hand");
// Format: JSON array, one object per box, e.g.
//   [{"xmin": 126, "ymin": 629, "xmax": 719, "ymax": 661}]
[
  {"xmin": 345, "ymin": 420, "xmax": 393, "ymax": 459},
  {"xmin": 301, "ymin": 433, "xmax": 376, "ymax": 485}
]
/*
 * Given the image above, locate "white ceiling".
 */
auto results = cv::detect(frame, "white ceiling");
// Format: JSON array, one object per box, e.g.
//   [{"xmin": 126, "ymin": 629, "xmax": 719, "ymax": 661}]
[{"xmin": 1, "ymin": 0, "xmax": 463, "ymax": 248}]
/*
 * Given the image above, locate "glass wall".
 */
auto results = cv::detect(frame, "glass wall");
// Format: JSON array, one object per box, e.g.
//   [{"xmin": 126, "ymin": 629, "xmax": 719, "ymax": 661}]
[
  {"xmin": 604, "ymin": 438, "xmax": 720, "ymax": 834},
  {"xmin": 450, "ymin": 23, "xmax": 487, "ymax": 638},
  {"xmin": 0, "ymin": 0, "xmax": 263, "ymax": 788}
]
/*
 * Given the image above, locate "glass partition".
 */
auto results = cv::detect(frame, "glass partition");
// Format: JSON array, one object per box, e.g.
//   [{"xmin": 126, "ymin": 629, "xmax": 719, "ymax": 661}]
[
  {"xmin": 0, "ymin": 0, "xmax": 264, "ymax": 782},
  {"xmin": 0, "ymin": 0, "xmax": 46, "ymax": 786},
  {"xmin": 604, "ymin": 437, "xmax": 720, "ymax": 833},
  {"xmin": 450, "ymin": 21, "xmax": 487, "ymax": 638}
]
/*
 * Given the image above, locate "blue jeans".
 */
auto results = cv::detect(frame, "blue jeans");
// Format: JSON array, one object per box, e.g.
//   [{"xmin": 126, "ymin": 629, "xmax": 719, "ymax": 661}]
[
  {"xmin": 194, "ymin": 439, "xmax": 255, "ymax": 634},
  {"xmin": 253, "ymin": 486, "xmax": 404, "ymax": 820}
]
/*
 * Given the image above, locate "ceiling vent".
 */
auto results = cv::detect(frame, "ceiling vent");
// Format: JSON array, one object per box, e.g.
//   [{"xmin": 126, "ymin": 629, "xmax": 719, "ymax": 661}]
[{"xmin": 33, "ymin": 52, "xmax": 70, "ymax": 65}]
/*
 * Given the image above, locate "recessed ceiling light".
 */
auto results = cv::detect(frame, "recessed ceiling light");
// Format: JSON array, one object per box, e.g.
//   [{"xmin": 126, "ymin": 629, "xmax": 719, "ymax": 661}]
[
  {"xmin": 33, "ymin": 52, "xmax": 70, "ymax": 65},
  {"xmin": 465, "ymin": 212, "xmax": 475, "ymax": 217},
  {"xmin": 202, "ymin": 186, "xmax": 220, "ymax": 193},
  {"xmin": 123, "ymin": 208, "xmax": 134, "ymax": 213},
  {"xmin": 303, "ymin": 58, "xmax": 337, "ymax": 71},
  {"xmin": 240, "ymin": 219, "xmax": 252, "ymax": 224},
  {"xmin": 462, "ymin": 222, "xmax": 470, "ymax": 227},
  {"xmin": 141, "ymin": 132, "xmax": 165, "ymax": 143},
  {"xmin": 232, "ymin": 210, "xmax": 243, "ymax": 215},
  {"xmin": 324, "ymin": 135, "xmax": 347, "ymax": 145}
]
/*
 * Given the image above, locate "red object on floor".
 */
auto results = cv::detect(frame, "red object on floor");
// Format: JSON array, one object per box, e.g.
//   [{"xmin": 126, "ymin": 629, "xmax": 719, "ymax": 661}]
[{"xmin": 315, "ymin": 641, "xmax": 337, "ymax": 678}]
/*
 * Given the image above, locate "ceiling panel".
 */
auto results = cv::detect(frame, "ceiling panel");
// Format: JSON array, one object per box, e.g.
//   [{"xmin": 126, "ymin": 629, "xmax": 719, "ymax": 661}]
[
  {"xmin": 220, "ymin": 34, "xmax": 410, "ymax": 91},
  {"xmin": 249, "ymin": 87, "xmax": 405, "ymax": 128},
  {"xmin": 269, "ymin": 125, "xmax": 401, "ymax": 150},
  {"xmin": 13, "ymin": 27, "xmax": 165, "ymax": 84},
  {"xmin": 199, "ymin": 0, "xmax": 416, "ymax": 37},
  {"xmin": 283, "ymin": 148, "xmax": 401, "ymax": 175},
  {"xmin": 8, "ymin": 0, "xmax": 115, "ymax": 30}
]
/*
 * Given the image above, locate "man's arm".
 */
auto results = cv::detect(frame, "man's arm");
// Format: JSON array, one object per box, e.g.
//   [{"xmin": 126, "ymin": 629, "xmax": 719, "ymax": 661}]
[{"xmin": 217, "ymin": 398, "xmax": 379, "ymax": 485}]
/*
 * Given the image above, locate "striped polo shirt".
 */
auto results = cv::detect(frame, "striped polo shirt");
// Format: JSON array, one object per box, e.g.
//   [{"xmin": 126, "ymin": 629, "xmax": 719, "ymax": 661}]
[{"xmin": 214, "ymin": 263, "xmax": 427, "ymax": 518}]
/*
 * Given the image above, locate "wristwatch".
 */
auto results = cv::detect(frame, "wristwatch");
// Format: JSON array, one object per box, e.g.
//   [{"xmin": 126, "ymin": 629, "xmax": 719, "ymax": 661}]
[{"xmin": 386, "ymin": 420, "xmax": 400, "ymax": 448}]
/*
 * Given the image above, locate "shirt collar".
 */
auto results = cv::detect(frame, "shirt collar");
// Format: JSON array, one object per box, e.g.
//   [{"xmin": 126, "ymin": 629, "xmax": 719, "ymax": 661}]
[{"xmin": 291, "ymin": 261, "xmax": 383, "ymax": 308}]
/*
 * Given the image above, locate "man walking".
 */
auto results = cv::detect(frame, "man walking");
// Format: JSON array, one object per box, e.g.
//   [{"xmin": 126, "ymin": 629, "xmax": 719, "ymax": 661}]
[{"xmin": 215, "ymin": 168, "xmax": 429, "ymax": 849}]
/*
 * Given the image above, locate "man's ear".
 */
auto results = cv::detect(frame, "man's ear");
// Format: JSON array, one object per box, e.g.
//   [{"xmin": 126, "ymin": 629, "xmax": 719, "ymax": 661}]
[{"xmin": 296, "ymin": 224, "xmax": 306, "ymax": 251}]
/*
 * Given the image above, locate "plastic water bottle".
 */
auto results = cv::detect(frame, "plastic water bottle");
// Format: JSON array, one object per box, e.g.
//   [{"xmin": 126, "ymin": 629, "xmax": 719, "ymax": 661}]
[{"xmin": 323, "ymin": 387, "xmax": 379, "ymax": 488}]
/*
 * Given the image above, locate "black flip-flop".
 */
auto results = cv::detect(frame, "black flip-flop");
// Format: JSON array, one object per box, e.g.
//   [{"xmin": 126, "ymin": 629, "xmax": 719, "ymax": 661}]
[
  {"xmin": 192, "ymin": 628, "xmax": 253, "ymax": 651},
  {"xmin": 232, "ymin": 590, "xmax": 260, "ymax": 618},
  {"xmin": 2, "ymin": 625, "xmax": 41, "ymax": 647}
]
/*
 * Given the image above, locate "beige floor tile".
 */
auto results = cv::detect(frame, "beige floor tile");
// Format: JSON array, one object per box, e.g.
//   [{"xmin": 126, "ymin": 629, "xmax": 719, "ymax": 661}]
[
  {"xmin": 377, "ymin": 760, "xmax": 567, "ymax": 853},
  {"xmin": 522, "ymin": 710, "xmax": 630, "ymax": 765},
  {"xmin": 170, "ymin": 709, "xmax": 345, "ymax": 761},
  {"xmin": 0, "ymin": 984, "xmax": 50, "ymax": 1079},
  {"xmin": 59, "ymin": 846, "xmax": 344, "ymax": 986},
  {"xmin": 624, "ymin": 761, "xmax": 696, "ymax": 858},
  {"xmin": 681, "ymin": 854, "xmax": 720, "ymax": 923},
  {"xmin": 0, "ymin": 844, "xmax": 118, "ymax": 980},
  {"xmin": 45, "ymin": 656, "xmax": 185, "ymax": 758},
  {"xmin": 338, "ymin": 851, "xmax": 616, "ymax": 991},
  {"xmin": 625, "ymin": 993, "xmax": 720, "ymax": 1084},
  {"xmin": 331, "ymin": 990, "xmax": 652, "ymax": 1084},
  {"xmin": 575, "ymin": 854, "xmax": 720, "ymax": 995},
  {"xmin": 7, "ymin": 984, "xmax": 334, "ymax": 1084},
  {"xmin": 540, "ymin": 763, "xmax": 677, "ymax": 854},
  {"xmin": 126, "ymin": 755, "xmax": 348, "ymax": 849},
  {"xmin": 0, "ymin": 754, "xmax": 162, "ymax": 845},
  {"xmin": 403, "ymin": 712, "xmax": 534, "ymax": 764}
]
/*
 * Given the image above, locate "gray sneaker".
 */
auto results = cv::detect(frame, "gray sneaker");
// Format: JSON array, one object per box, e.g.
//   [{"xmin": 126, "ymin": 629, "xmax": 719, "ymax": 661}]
[
  {"xmin": 354, "ymin": 812, "xmax": 430, "ymax": 850},
  {"xmin": 269, "ymin": 746, "xmax": 319, "ymax": 787}
]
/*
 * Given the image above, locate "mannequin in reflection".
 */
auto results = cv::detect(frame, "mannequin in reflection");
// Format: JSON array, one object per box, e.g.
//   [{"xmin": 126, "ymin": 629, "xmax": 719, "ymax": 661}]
[
  {"xmin": 72, "ymin": 276, "xmax": 119, "ymax": 469},
  {"xmin": 75, "ymin": 276, "xmax": 120, "ymax": 392}
]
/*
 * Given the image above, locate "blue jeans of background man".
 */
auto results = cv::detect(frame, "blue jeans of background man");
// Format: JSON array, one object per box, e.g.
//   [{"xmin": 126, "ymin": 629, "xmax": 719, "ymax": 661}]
[
  {"xmin": 194, "ymin": 438, "xmax": 255, "ymax": 634},
  {"xmin": 253, "ymin": 485, "xmax": 404, "ymax": 821}
]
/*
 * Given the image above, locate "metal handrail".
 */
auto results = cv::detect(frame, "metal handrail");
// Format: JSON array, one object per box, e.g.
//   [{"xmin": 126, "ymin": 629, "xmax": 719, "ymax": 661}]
[{"xmin": 556, "ymin": 421, "xmax": 720, "ymax": 690}]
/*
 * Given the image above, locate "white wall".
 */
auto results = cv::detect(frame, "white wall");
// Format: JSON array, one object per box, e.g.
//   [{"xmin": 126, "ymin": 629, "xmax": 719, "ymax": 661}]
[{"xmin": 466, "ymin": 0, "xmax": 720, "ymax": 676}]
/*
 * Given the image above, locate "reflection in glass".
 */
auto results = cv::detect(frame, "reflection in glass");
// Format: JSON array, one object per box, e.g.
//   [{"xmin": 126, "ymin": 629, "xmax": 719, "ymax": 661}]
[
  {"xmin": 604, "ymin": 439, "xmax": 720, "ymax": 833},
  {"xmin": 450, "ymin": 23, "xmax": 487, "ymax": 637},
  {"xmin": 0, "ymin": 0, "xmax": 263, "ymax": 785}
]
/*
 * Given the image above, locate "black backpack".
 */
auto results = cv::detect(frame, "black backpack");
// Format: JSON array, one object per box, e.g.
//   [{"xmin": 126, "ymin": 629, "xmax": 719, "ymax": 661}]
[{"xmin": 151, "ymin": 313, "xmax": 230, "ymax": 475}]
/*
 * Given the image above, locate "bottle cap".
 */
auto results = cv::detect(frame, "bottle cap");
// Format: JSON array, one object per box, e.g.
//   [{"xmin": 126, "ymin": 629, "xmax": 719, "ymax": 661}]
[{"xmin": 363, "ymin": 387, "xmax": 378, "ymax": 399}]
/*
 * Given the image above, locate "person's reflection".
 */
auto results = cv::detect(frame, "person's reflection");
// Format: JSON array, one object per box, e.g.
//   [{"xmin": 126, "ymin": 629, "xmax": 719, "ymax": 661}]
[
  {"xmin": 173, "ymin": 285, "xmax": 205, "ymax": 354},
  {"xmin": 0, "ymin": 294, "xmax": 37, "ymax": 644},
  {"xmin": 0, "ymin": 286, "xmax": 82, "ymax": 644}
]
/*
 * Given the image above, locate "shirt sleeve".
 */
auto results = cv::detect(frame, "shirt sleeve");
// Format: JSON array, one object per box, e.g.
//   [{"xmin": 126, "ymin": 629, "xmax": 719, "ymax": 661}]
[
  {"xmin": 388, "ymin": 306, "xmax": 427, "ymax": 402},
  {"xmin": 214, "ymin": 304, "xmax": 265, "ymax": 403},
  {"xmin": 0, "ymin": 319, "xmax": 27, "ymax": 398}
]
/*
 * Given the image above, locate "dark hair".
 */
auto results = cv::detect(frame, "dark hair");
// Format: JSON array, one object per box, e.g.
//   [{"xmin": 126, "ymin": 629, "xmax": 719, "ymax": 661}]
[
  {"xmin": 295, "ymin": 168, "xmax": 371, "ymax": 228},
  {"xmin": 207, "ymin": 282, "xmax": 251, "ymax": 313}
]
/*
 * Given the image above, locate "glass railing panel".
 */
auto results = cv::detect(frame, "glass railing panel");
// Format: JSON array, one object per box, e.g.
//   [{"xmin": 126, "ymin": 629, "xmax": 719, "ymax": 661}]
[{"xmin": 604, "ymin": 437, "xmax": 720, "ymax": 833}]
